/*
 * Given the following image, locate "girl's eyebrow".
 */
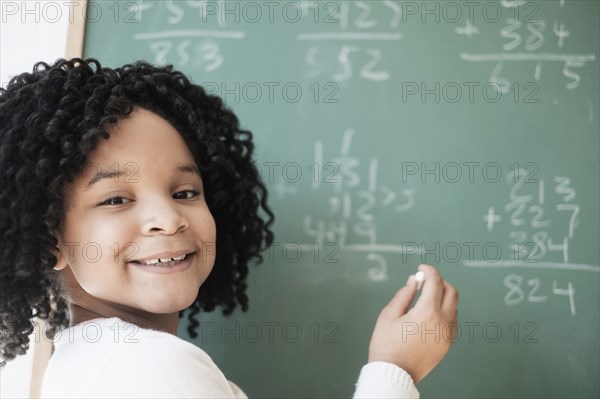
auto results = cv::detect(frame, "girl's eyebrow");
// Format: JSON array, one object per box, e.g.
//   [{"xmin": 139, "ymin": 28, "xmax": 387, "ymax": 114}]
[
  {"xmin": 175, "ymin": 163, "xmax": 201, "ymax": 178},
  {"xmin": 85, "ymin": 163, "xmax": 201, "ymax": 190}
]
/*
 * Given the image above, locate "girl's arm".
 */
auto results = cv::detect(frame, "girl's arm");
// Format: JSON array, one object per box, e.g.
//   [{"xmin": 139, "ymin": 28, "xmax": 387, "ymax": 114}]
[{"xmin": 353, "ymin": 361, "xmax": 420, "ymax": 398}]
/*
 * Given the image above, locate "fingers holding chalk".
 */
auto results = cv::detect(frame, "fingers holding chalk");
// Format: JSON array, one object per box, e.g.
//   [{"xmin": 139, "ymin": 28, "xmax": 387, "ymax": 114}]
[{"xmin": 415, "ymin": 264, "xmax": 445, "ymax": 309}]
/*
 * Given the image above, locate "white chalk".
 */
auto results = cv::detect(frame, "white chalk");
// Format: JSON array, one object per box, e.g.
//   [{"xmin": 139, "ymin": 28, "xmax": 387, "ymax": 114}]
[{"xmin": 415, "ymin": 271, "xmax": 425, "ymax": 290}]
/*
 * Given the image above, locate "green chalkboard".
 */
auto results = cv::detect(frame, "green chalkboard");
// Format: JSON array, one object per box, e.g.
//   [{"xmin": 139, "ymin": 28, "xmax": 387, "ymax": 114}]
[{"xmin": 82, "ymin": 1, "xmax": 599, "ymax": 397}]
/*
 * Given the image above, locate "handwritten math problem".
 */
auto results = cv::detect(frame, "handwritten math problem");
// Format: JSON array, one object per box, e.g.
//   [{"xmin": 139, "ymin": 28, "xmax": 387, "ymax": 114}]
[
  {"xmin": 302, "ymin": 128, "xmax": 416, "ymax": 282},
  {"xmin": 457, "ymin": 0, "xmax": 596, "ymax": 91},
  {"xmin": 475, "ymin": 168, "xmax": 585, "ymax": 316}
]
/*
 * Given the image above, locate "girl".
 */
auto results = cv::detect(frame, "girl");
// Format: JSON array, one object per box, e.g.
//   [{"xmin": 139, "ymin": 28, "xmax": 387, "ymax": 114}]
[{"xmin": 0, "ymin": 58, "xmax": 458, "ymax": 398}]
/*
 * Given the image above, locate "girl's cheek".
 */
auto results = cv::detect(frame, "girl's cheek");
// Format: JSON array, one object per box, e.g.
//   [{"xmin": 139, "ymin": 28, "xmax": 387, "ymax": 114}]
[
  {"xmin": 204, "ymin": 218, "xmax": 217, "ymax": 242},
  {"xmin": 205, "ymin": 220, "xmax": 218, "ymax": 244}
]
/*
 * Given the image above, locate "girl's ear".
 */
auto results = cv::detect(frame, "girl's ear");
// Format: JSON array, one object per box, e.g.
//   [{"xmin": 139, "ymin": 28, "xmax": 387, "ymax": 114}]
[
  {"xmin": 49, "ymin": 230, "xmax": 68, "ymax": 271},
  {"xmin": 52, "ymin": 246, "xmax": 68, "ymax": 271}
]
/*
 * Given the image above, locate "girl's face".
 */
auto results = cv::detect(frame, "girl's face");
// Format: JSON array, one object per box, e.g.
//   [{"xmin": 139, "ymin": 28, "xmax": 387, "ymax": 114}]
[{"xmin": 53, "ymin": 107, "xmax": 216, "ymax": 327}]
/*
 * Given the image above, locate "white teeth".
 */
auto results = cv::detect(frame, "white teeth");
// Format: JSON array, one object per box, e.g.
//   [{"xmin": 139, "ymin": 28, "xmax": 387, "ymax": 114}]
[{"xmin": 141, "ymin": 254, "xmax": 187, "ymax": 265}]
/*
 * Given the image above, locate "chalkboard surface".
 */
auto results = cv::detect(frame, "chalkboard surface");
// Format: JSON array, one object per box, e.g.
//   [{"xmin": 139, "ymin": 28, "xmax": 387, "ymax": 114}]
[{"xmin": 82, "ymin": 1, "xmax": 599, "ymax": 397}]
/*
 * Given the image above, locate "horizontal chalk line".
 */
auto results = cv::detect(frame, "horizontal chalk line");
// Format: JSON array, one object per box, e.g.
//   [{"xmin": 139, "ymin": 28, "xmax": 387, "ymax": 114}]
[
  {"xmin": 297, "ymin": 32, "xmax": 403, "ymax": 41},
  {"xmin": 460, "ymin": 52, "xmax": 596, "ymax": 63},
  {"xmin": 133, "ymin": 30, "xmax": 246, "ymax": 40},
  {"xmin": 462, "ymin": 260, "xmax": 600, "ymax": 272},
  {"xmin": 278, "ymin": 244, "xmax": 599, "ymax": 272}
]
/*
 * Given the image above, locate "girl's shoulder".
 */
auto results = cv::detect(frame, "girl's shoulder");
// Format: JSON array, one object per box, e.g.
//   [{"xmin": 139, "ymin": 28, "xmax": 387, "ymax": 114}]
[{"xmin": 42, "ymin": 317, "xmax": 237, "ymax": 398}]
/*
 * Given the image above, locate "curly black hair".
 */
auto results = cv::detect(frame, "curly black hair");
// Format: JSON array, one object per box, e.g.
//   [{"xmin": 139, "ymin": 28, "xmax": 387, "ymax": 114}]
[{"xmin": 0, "ymin": 58, "xmax": 275, "ymax": 368}]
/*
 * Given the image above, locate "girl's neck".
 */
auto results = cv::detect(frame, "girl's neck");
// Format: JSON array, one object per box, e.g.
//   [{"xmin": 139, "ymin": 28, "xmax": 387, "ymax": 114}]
[{"xmin": 59, "ymin": 263, "xmax": 180, "ymax": 336}]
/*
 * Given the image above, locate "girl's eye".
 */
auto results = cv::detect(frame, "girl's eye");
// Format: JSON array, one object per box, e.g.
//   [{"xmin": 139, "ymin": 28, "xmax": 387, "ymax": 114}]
[
  {"xmin": 100, "ymin": 196, "xmax": 130, "ymax": 206},
  {"xmin": 173, "ymin": 190, "xmax": 201, "ymax": 200},
  {"xmin": 99, "ymin": 190, "xmax": 201, "ymax": 206}
]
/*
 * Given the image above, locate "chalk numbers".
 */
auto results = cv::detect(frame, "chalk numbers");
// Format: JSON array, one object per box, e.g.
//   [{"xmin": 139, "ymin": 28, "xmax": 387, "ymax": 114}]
[
  {"xmin": 307, "ymin": 45, "xmax": 390, "ymax": 82},
  {"xmin": 304, "ymin": 1, "xmax": 400, "ymax": 82},
  {"xmin": 485, "ymin": 169, "xmax": 581, "ymax": 316},
  {"xmin": 461, "ymin": 1, "xmax": 592, "ymax": 91},
  {"xmin": 149, "ymin": 39, "xmax": 223, "ymax": 71},
  {"xmin": 304, "ymin": 128, "xmax": 415, "ymax": 282},
  {"xmin": 489, "ymin": 168, "xmax": 579, "ymax": 265},
  {"xmin": 504, "ymin": 274, "xmax": 576, "ymax": 316}
]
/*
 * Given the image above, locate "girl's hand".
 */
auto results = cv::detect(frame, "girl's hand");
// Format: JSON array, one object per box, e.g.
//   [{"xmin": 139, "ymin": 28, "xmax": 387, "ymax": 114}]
[{"xmin": 366, "ymin": 264, "xmax": 459, "ymax": 384}]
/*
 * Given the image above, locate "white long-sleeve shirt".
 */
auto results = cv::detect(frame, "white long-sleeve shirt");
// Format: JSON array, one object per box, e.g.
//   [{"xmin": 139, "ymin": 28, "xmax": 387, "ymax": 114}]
[{"xmin": 40, "ymin": 317, "xmax": 419, "ymax": 398}]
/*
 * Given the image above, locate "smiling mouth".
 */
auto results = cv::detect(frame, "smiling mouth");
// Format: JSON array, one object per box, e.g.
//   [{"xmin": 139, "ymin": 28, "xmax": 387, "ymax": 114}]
[{"xmin": 130, "ymin": 252, "xmax": 195, "ymax": 267}]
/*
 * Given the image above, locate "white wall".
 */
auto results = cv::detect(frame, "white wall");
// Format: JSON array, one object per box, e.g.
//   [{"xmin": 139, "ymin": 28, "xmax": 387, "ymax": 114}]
[
  {"xmin": 0, "ymin": 1, "xmax": 71, "ymax": 397},
  {"xmin": 0, "ymin": 0, "xmax": 71, "ymax": 86}
]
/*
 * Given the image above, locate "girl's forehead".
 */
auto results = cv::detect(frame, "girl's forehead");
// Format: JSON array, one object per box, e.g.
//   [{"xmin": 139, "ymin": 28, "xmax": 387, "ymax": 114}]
[
  {"xmin": 90, "ymin": 109, "xmax": 193, "ymax": 160},
  {"xmin": 75, "ymin": 109, "xmax": 198, "ymax": 187}
]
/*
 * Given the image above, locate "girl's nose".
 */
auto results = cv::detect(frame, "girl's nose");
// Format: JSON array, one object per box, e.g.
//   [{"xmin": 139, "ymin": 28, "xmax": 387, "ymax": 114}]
[{"xmin": 140, "ymin": 197, "xmax": 190, "ymax": 235}]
